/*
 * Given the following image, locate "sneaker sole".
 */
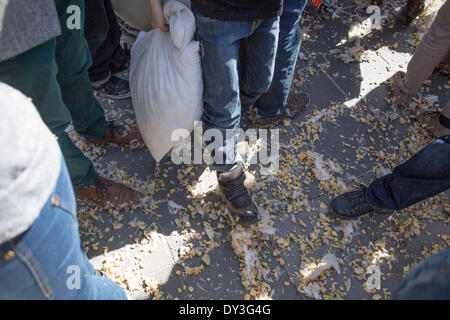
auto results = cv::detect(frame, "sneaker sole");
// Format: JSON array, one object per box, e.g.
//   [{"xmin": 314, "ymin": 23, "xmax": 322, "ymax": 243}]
[{"xmin": 95, "ymin": 91, "xmax": 131, "ymax": 100}]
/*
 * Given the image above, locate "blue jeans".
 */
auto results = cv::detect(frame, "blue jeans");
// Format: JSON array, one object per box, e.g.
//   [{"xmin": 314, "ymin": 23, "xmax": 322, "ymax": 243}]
[
  {"xmin": 367, "ymin": 135, "xmax": 450, "ymax": 211},
  {"xmin": 392, "ymin": 249, "xmax": 450, "ymax": 300},
  {"xmin": 0, "ymin": 157, "xmax": 126, "ymax": 300},
  {"xmin": 253, "ymin": 0, "xmax": 308, "ymax": 119},
  {"xmin": 194, "ymin": 12, "xmax": 280, "ymax": 171}
]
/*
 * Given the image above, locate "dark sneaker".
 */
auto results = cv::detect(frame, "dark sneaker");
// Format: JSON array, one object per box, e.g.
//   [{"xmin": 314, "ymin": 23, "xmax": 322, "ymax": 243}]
[
  {"xmin": 75, "ymin": 176, "xmax": 141, "ymax": 209},
  {"xmin": 86, "ymin": 121, "xmax": 145, "ymax": 149},
  {"xmin": 329, "ymin": 188, "xmax": 375, "ymax": 220},
  {"xmin": 254, "ymin": 92, "xmax": 310, "ymax": 128},
  {"xmin": 92, "ymin": 73, "xmax": 131, "ymax": 100},
  {"xmin": 217, "ymin": 164, "xmax": 260, "ymax": 226}
]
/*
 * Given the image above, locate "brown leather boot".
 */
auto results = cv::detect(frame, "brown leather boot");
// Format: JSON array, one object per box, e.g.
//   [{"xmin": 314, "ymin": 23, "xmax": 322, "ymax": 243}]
[
  {"xmin": 75, "ymin": 176, "xmax": 141, "ymax": 209},
  {"xmin": 402, "ymin": 0, "xmax": 425, "ymax": 25},
  {"xmin": 254, "ymin": 92, "xmax": 310, "ymax": 128},
  {"xmin": 86, "ymin": 121, "xmax": 145, "ymax": 149}
]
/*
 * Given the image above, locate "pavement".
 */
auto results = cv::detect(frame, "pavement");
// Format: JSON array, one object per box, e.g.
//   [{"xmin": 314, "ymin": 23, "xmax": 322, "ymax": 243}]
[{"xmin": 73, "ymin": 0, "xmax": 449, "ymax": 300}]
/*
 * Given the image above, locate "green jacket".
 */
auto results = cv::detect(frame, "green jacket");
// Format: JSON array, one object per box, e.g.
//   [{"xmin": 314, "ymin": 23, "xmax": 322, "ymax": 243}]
[{"xmin": 0, "ymin": 0, "xmax": 61, "ymax": 62}]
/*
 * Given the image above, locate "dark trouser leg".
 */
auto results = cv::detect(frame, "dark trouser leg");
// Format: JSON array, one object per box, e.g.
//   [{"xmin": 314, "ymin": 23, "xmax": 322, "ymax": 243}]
[
  {"xmin": 366, "ymin": 136, "xmax": 450, "ymax": 211},
  {"xmin": 55, "ymin": 0, "xmax": 107, "ymax": 142},
  {"xmin": 0, "ymin": 38, "xmax": 97, "ymax": 189},
  {"xmin": 84, "ymin": 0, "xmax": 124, "ymax": 82},
  {"xmin": 239, "ymin": 19, "xmax": 280, "ymax": 115},
  {"xmin": 253, "ymin": 0, "xmax": 307, "ymax": 119}
]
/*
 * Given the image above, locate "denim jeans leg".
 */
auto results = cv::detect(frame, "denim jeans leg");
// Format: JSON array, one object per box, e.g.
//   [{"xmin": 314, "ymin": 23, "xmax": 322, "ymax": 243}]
[
  {"xmin": 254, "ymin": 0, "xmax": 308, "ymax": 119},
  {"xmin": 366, "ymin": 135, "xmax": 450, "ymax": 211},
  {"xmin": 392, "ymin": 249, "xmax": 450, "ymax": 300},
  {"xmin": 0, "ymin": 157, "xmax": 127, "ymax": 300},
  {"xmin": 239, "ymin": 18, "xmax": 280, "ymax": 115},
  {"xmin": 194, "ymin": 13, "xmax": 254, "ymax": 171}
]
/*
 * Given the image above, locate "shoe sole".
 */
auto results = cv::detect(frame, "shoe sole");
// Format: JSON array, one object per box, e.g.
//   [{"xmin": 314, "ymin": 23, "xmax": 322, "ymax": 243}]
[
  {"xmin": 328, "ymin": 207, "xmax": 363, "ymax": 220},
  {"xmin": 95, "ymin": 91, "xmax": 131, "ymax": 100}
]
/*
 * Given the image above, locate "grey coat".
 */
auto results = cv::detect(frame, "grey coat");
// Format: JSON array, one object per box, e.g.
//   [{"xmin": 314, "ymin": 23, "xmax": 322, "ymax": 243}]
[{"xmin": 0, "ymin": 0, "xmax": 61, "ymax": 62}]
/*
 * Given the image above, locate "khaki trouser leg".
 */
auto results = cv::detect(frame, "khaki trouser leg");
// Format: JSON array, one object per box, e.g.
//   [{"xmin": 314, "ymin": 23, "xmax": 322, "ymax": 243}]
[{"xmin": 401, "ymin": 0, "xmax": 450, "ymax": 95}]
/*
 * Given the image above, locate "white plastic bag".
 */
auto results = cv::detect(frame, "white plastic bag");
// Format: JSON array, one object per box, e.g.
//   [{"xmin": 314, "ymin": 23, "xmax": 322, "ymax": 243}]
[{"xmin": 130, "ymin": 0, "xmax": 203, "ymax": 162}]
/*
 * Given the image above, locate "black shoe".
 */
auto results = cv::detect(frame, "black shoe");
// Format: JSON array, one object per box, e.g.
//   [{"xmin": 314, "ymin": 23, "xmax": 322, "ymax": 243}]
[
  {"xmin": 92, "ymin": 73, "xmax": 131, "ymax": 100},
  {"xmin": 217, "ymin": 164, "xmax": 260, "ymax": 226},
  {"xmin": 329, "ymin": 188, "xmax": 375, "ymax": 220}
]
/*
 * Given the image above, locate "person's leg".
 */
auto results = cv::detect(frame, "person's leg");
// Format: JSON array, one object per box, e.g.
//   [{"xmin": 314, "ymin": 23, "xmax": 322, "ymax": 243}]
[
  {"xmin": 0, "ymin": 39, "xmax": 97, "ymax": 189},
  {"xmin": 55, "ymin": 0, "xmax": 108, "ymax": 141},
  {"xmin": 195, "ymin": 13, "xmax": 250, "ymax": 171},
  {"xmin": 239, "ymin": 18, "xmax": 280, "ymax": 115},
  {"xmin": 84, "ymin": 0, "xmax": 112, "ymax": 83},
  {"xmin": 366, "ymin": 135, "xmax": 450, "ymax": 211},
  {"xmin": 392, "ymin": 249, "xmax": 450, "ymax": 300},
  {"xmin": 104, "ymin": 0, "xmax": 129, "ymax": 75},
  {"xmin": 194, "ymin": 13, "xmax": 262, "ymax": 225},
  {"xmin": 84, "ymin": 0, "xmax": 130, "ymax": 99},
  {"xmin": 330, "ymin": 136, "xmax": 450, "ymax": 219},
  {"xmin": 400, "ymin": 0, "xmax": 450, "ymax": 95},
  {"xmin": 253, "ymin": 0, "xmax": 308, "ymax": 120},
  {"xmin": 0, "ymin": 157, "xmax": 127, "ymax": 300}
]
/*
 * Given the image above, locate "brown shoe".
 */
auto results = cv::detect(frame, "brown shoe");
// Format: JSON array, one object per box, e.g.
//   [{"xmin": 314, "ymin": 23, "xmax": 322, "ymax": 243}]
[
  {"xmin": 402, "ymin": 0, "xmax": 425, "ymax": 25},
  {"xmin": 75, "ymin": 176, "xmax": 141, "ymax": 209},
  {"xmin": 418, "ymin": 110, "xmax": 450, "ymax": 137},
  {"xmin": 254, "ymin": 92, "xmax": 310, "ymax": 128},
  {"xmin": 391, "ymin": 71, "xmax": 411, "ymax": 107},
  {"xmin": 86, "ymin": 121, "xmax": 144, "ymax": 149}
]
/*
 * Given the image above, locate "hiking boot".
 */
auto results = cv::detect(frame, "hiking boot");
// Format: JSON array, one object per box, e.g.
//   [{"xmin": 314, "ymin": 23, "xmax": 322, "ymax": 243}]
[
  {"xmin": 86, "ymin": 121, "xmax": 144, "ymax": 149},
  {"xmin": 402, "ymin": 0, "xmax": 425, "ymax": 25},
  {"xmin": 92, "ymin": 72, "xmax": 131, "ymax": 100},
  {"xmin": 75, "ymin": 176, "xmax": 141, "ymax": 209},
  {"xmin": 391, "ymin": 71, "xmax": 410, "ymax": 106},
  {"xmin": 254, "ymin": 92, "xmax": 310, "ymax": 128},
  {"xmin": 329, "ymin": 188, "xmax": 376, "ymax": 220},
  {"xmin": 217, "ymin": 164, "xmax": 260, "ymax": 226}
]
